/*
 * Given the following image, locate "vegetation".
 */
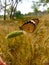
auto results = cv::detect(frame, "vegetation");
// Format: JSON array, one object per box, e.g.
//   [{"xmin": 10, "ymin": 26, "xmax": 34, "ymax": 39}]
[
  {"xmin": 0, "ymin": 0, "xmax": 22, "ymax": 20},
  {"xmin": 15, "ymin": 11, "xmax": 23, "ymax": 19},
  {"xmin": 31, "ymin": 1, "xmax": 41, "ymax": 15},
  {"xmin": 5, "ymin": 30, "xmax": 24, "ymax": 39},
  {"xmin": 0, "ymin": 0, "xmax": 49, "ymax": 20},
  {"xmin": 47, "ymin": 8, "xmax": 49, "ymax": 13},
  {"xmin": 0, "ymin": 0, "xmax": 49, "ymax": 65},
  {"xmin": 0, "ymin": 14, "xmax": 49, "ymax": 65}
]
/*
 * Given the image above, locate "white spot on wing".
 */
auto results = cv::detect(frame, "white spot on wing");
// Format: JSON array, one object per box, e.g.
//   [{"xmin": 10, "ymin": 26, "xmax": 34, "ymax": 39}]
[{"xmin": 30, "ymin": 20, "xmax": 35, "ymax": 24}]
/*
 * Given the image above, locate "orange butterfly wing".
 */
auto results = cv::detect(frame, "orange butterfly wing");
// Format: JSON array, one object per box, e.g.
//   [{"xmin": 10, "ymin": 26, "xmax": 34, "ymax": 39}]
[
  {"xmin": 20, "ymin": 22, "xmax": 36, "ymax": 33},
  {"xmin": 20, "ymin": 18, "xmax": 40, "ymax": 33}
]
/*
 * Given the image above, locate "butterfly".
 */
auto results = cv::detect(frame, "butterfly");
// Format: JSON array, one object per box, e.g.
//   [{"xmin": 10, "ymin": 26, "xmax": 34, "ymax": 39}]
[{"xmin": 20, "ymin": 18, "xmax": 40, "ymax": 33}]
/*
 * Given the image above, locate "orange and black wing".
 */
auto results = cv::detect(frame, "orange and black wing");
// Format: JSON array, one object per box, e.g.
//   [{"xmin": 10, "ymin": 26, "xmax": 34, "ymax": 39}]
[
  {"xmin": 32, "ymin": 18, "xmax": 40, "ymax": 24},
  {"xmin": 20, "ymin": 22, "xmax": 36, "ymax": 33}
]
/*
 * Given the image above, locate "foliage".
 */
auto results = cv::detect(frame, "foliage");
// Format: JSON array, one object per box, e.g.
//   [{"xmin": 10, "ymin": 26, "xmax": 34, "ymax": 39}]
[
  {"xmin": 40, "ymin": 0, "xmax": 49, "ymax": 3},
  {"xmin": 40, "ymin": 0, "xmax": 49, "ymax": 7},
  {"xmin": 46, "ymin": 8, "xmax": 49, "ymax": 13},
  {"xmin": 0, "ymin": 0, "xmax": 22, "ymax": 20},
  {"xmin": 9, "ymin": 0, "xmax": 22, "ymax": 19},
  {"xmin": 15, "ymin": 11, "xmax": 23, "ymax": 19},
  {"xmin": 34, "ymin": 8, "xmax": 39, "ymax": 15},
  {"xmin": 0, "ymin": 0, "xmax": 49, "ymax": 20},
  {"xmin": 31, "ymin": 2, "xmax": 41, "ymax": 15},
  {"xmin": 5, "ymin": 30, "xmax": 24, "ymax": 39}
]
